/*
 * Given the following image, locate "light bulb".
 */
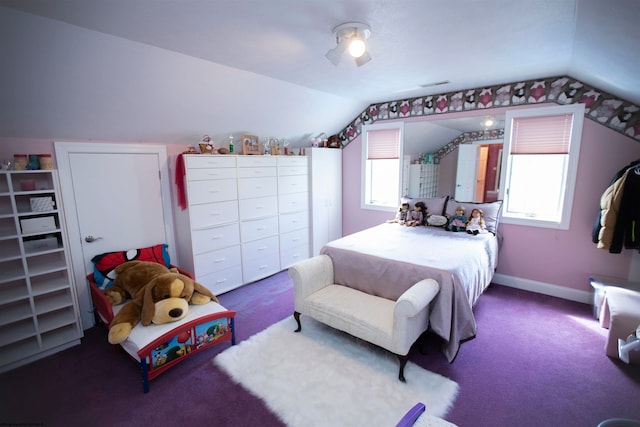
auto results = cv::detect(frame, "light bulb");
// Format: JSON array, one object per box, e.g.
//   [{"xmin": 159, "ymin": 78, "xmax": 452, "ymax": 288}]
[{"xmin": 348, "ymin": 38, "xmax": 366, "ymax": 58}]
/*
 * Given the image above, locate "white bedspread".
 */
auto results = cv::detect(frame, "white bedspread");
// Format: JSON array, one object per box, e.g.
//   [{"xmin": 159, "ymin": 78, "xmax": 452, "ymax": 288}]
[{"xmin": 320, "ymin": 223, "xmax": 499, "ymax": 362}]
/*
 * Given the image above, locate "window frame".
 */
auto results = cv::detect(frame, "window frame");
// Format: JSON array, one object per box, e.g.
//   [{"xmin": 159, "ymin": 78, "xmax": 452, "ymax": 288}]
[
  {"xmin": 361, "ymin": 122, "xmax": 404, "ymax": 211},
  {"xmin": 498, "ymin": 103, "xmax": 585, "ymax": 229}
]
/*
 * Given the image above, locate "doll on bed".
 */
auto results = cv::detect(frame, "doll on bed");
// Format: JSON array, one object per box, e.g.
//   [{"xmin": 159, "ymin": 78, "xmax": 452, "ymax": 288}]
[
  {"xmin": 387, "ymin": 202, "xmax": 410, "ymax": 225},
  {"xmin": 466, "ymin": 208, "xmax": 487, "ymax": 235},
  {"xmin": 446, "ymin": 205, "xmax": 467, "ymax": 232},
  {"xmin": 405, "ymin": 201, "xmax": 426, "ymax": 226}
]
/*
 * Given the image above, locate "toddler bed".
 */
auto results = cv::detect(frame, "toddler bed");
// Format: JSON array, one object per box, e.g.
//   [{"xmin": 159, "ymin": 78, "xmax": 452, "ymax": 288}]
[{"xmin": 88, "ymin": 244, "xmax": 236, "ymax": 393}]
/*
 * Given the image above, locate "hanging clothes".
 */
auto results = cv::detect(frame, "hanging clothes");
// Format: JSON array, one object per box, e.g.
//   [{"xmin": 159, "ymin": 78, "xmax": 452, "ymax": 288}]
[{"xmin": 593, "ymin": 159, "xmax": 640, "ymax": 253}]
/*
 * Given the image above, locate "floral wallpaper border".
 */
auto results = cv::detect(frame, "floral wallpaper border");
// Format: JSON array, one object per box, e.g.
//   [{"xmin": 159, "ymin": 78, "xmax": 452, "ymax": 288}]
[{"xmin": 337, "ymin": 75, "xmax": 640, "ymax": 147}]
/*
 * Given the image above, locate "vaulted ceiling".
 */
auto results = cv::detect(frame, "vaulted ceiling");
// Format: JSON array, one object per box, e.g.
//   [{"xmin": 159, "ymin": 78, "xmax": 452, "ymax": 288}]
[{"xmin": 1, "ymin": 0, "xmax": 638, "ymax": 145}]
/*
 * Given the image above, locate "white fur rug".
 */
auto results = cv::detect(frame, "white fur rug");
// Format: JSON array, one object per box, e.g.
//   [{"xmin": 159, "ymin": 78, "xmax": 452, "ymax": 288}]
[{"xmin": 214, "ymin": 316, "xmax": 458, "ymax": 427}]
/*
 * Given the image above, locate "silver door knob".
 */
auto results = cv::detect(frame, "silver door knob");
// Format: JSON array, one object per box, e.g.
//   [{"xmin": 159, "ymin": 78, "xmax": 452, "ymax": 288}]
[{"xmin": 84, "ymin": 235, "xmax": 103, "ymax": 243}]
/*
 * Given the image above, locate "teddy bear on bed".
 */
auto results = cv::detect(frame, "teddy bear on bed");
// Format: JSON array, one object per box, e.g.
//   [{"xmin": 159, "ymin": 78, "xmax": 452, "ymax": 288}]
[{"xmin": 104, "ymin": 261, "xmax": 218, "ymax": 344}]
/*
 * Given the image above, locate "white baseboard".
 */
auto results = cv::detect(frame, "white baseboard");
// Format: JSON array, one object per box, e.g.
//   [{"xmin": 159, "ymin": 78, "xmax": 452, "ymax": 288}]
[{"xmin": 492, "ymin": 273, "xmax": 592, "ymax": 305}]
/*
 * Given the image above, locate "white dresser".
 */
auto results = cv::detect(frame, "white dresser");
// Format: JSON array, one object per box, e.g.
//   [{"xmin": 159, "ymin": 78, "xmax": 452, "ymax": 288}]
[
  {"xmin": 175, "ymin": 154, "xmax": 310, "ymax": 294},
  {"xmin": 277, "ymin": 156, "xmax": 310, "ymax": 269},
  {"xmin": 175, "ymin": 155, "xmax": 243, "ymax": 295},
  {"xmin": 237, "ymin": 156, "xmax": 281, "ymax": 284}
]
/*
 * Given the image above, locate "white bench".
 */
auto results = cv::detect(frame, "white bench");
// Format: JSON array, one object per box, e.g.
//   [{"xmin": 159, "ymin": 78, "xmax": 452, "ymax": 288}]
[{"xmin": 288, "ymin": 254, "xmax": 440, "ymax": 381}]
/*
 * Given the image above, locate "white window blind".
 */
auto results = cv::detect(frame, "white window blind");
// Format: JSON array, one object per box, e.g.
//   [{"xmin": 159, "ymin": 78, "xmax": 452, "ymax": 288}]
[
  {"xmin": 510, "ymin": 113, "xmax": 573, "ymax": 155},
  {"xmin": 367, "ymin": 128, "xmax": 400, "ymax": 159}
]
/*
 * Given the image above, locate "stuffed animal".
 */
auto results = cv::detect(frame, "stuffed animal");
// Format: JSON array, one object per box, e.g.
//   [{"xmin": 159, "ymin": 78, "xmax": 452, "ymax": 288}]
[{"xmin": 104, "ymin": 261, "xmax": 218, "ymax": 344}]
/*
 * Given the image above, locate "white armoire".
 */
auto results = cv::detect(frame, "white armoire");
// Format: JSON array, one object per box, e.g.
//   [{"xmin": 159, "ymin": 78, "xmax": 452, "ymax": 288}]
[{"xmin": 309, "ymin": 147, "xmax": 342, "ymax": 256}]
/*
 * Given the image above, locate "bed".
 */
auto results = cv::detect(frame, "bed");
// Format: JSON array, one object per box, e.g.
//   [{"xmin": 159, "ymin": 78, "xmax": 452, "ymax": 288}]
[
  {"xmin": 88, "ymin": 244, "xmax": 236, "ymax": 393},
  {"xmin": 320, "ymin": 197, "xmax": 502, "ymax": 362}
]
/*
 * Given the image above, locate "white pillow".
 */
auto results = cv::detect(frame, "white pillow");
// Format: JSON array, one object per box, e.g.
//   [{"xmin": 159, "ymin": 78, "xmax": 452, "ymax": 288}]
[{"xmin": 426, "ymin": 215, "xmax": 448, "ymax": 227}]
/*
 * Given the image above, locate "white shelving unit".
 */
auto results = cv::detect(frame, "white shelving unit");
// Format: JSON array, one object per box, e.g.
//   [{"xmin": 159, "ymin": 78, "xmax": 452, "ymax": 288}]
[
  {"xmin": 0, "ymin": 170, "xmax": 82, "ymax": 373},
  {"xmin": 407, "ymin": 163, "xmax": 439, "ymax": 198}
]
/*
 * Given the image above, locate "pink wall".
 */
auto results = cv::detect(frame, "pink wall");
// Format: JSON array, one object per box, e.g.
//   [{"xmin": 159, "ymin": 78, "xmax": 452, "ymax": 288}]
[{"xmin": 342, "ymin": 110, "xmax": 640, "ymax": 292}]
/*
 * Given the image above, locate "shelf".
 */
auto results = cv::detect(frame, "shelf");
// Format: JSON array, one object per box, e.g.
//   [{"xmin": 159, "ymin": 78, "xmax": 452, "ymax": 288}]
[
  {"xmin": 0, "ymin": 170, "xmax": 81, "ymax": 371},
  {"xmin": 41, "ymin": 323, "xmax": 80, "ymax": 350},
  {"xmin": 0, "ymin": 318, "xmax": 37, "ymax": 347},
  {"xmin": 0, "ymin": 279, "xmax": 29, "ymax": 304},
  {"xmin": 0, "ymin": 336, "xmax": 39, "ymax": 366},
  {"xmin": 0, "ymin": 218, "xmax": 18, "ymax": 238},
  {"xmin": 38, "ymin": 307, "xmax": 77, "ymax": 334},
  {"xmin": 0, "ymin": 260, "xmax": 26, "ymax": 283},
  {"xmin": 26, "ymin": 251, "xmax": 67, "ymax": 276},
  {"xmin": 30, "ymin": 271, "xmax": 70, "ymax": 296},
  {"xmin": 34, "ymin": 290, "xmax": 74, "ymax": 316},
  {"xmin": 0, "ymin": 299, "xmax": 33, "ymax": 326}
]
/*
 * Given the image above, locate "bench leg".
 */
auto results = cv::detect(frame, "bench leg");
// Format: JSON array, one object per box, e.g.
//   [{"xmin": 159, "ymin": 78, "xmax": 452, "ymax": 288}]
[
  {"xmin": 398, "ymin": 354, "xmax": 408, "ymax": 382},
  {"xmin": 293, "ymin": 311, "xmax": 302, "ymax": 332}
]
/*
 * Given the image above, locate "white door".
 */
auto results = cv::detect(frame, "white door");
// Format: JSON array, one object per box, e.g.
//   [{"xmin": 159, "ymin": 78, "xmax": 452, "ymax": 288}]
[
  {"xmin": 55, "ymin": 142, "xmax": 175, "ymax": 329},
  {"xmin": 455, "ymin": 144, "xmax": 479, "ymax": 202}
]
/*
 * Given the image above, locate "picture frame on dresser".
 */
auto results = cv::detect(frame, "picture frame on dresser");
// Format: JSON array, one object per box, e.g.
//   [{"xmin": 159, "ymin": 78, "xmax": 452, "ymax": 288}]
[{"xmin": 242, "ymin": 135, "xmax": 260, "ymax": 155}]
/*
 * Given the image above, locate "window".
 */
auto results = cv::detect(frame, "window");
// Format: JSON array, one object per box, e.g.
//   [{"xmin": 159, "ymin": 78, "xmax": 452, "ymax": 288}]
[
  {"xmin": 361, "ymin": 123, "xmax": 404, "ymax": 211},
  {"xmin": 499, "ymin": 103, "xmax": 585, "ymax": 229}
]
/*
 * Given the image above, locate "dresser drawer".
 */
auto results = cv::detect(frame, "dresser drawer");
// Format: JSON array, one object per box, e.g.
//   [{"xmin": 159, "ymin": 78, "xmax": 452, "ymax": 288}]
[
  {"xmin": 241, "ymin": 216, "xmax": 279, "ymax": 243},
  {"xmin": 237, "ymin": 156, "xmax": 277, "ymax": 168},
  {"xmin": 278, "ymin": 174, "xmax": 308, "ymax": 194},
  {"xmin": 278, "ymin": 192, "xmax": 308, "ymax": 213},
  {"xmin": 186, "ymin": 155, "xmax": 236, "ymax": 169},
  {"xmin": 188, "ymin": 179, "xmax": 238, "ymax": 204},
  {"xmin": 197, "ymin": 264, "xmax": 244, "ymax": 295},
  {"xmin": 192, "ymin": 223, "xmax": 240, "ymax": 254},
  {"xmin": 279, "ymin": 228, "xmax": 309, "ymax": 251},
  {"xmin": 279, "ymin": 211, "xmax": 309, "ymax": 234},
  {"xmin": 188, "ymin": 167, "xmax": 237, "ymax": 181},
  {"xmin": 189, "ymin": 200, "xmax": 238, "ymax": 229},
  {"xmin": 194, "ymin": 245, "xmax": 241, "ymax": 277},
  {"xmin": 277, "ymin": 156, "xmax": 308, "ymax": 167},
  {"xmin": 242, "ymin": 251, "xmax": 281, "ymax": 284},
  {"xmin": 239, "ymin": 196, "xmax": 278, "ymax": 220},
  {"xmin": 241, "ymin": 235, "xmax": 279, "ymax": 260},
  {"xmin": 237, "ymin": 167, "xmax": 276, "ymax": 179},
  {"xmin": 238, "ymin": 176, "xmax": 277, "ymax": 199},
  {"xmin": 278, "ymin": 165, "xmax": 307, "ymax": 176},
  {"xmin": 280, "ymin": 241, "xmax": 310, "ymax": 270}
]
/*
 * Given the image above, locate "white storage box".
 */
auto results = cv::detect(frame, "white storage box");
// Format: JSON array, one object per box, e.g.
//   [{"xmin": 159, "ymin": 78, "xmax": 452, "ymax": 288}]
[
  {"xmin": 23, "ymin": 236, "xmax": 58, "ymax": 252},
  {"xmin": 30, "ymin": 197, "xmax": 55, "ymax": 212},
  {"xmin": 20, "ymin": 216, "xmax": 56, "ymax": 234}
]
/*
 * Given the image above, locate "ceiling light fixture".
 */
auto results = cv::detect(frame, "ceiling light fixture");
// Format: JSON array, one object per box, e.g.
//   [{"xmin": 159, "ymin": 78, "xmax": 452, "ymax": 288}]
[
  {"xmin": 325, "ymin": 22, "xmax": 372, "ymax": 67},
  {"xmin": 482, "ymin": 117, "xmax": 496, "ymax": 127}
]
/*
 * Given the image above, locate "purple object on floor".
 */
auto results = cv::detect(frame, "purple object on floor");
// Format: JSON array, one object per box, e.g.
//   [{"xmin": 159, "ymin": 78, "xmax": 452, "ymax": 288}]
[{"xmin": 396, "ymin": 402, "xmax": 426, "ymax": 427}]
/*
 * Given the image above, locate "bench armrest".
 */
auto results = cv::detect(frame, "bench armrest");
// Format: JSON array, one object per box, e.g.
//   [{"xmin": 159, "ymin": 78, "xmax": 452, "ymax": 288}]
[
  {"xmin": 394, "ymin": 278, "xmax": 440, "ymax": 318},
  {"xmin": 288, "ymin": 255, "xmax": 335, "ymax": 311}
]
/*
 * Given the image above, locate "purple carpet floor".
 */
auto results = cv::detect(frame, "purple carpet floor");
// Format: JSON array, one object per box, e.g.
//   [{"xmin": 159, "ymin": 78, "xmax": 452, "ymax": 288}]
[{"xmin": 1, "ymin": 270, "xmax": 638, "ymax": 426}]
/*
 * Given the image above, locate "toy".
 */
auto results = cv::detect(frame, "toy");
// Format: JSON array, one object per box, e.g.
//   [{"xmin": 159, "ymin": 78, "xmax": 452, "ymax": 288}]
[
  {"xmin": 447, "ymin": 205, "xmax": 467, "ymax": 232},
  {"xmin": 104, "ymin": 261, "xmax": 218, "ymax": 344},
  {"xmin": 618, "ymin": 323, "xmax": 640, "ymax": 364},
  {"xmin": 405, "ymin": 201, "xmax": 426, "ymax": 226},
  {"xmin": 387, "ymin": 202, "xmax": 410, "ymax": 224},
  {"xmin": 466, "ymin": 208, "xmax": 487, "ymax": 235}
]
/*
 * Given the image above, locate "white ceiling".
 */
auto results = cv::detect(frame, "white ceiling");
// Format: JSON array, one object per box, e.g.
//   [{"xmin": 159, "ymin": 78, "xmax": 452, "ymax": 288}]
[
  {"xmin": 2, "ymin": 0, "xmax": 639, "ymax": 106},
  {"xmin": 0, "ymin": 0, "xmax": 638, "ymax": 145}
]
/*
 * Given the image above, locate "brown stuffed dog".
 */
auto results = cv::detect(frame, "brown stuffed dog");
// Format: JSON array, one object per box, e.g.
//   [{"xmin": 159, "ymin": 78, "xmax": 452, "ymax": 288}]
[{"xmin": 104, "ymin": 261, "xmax": 218, "ymax": 344}]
